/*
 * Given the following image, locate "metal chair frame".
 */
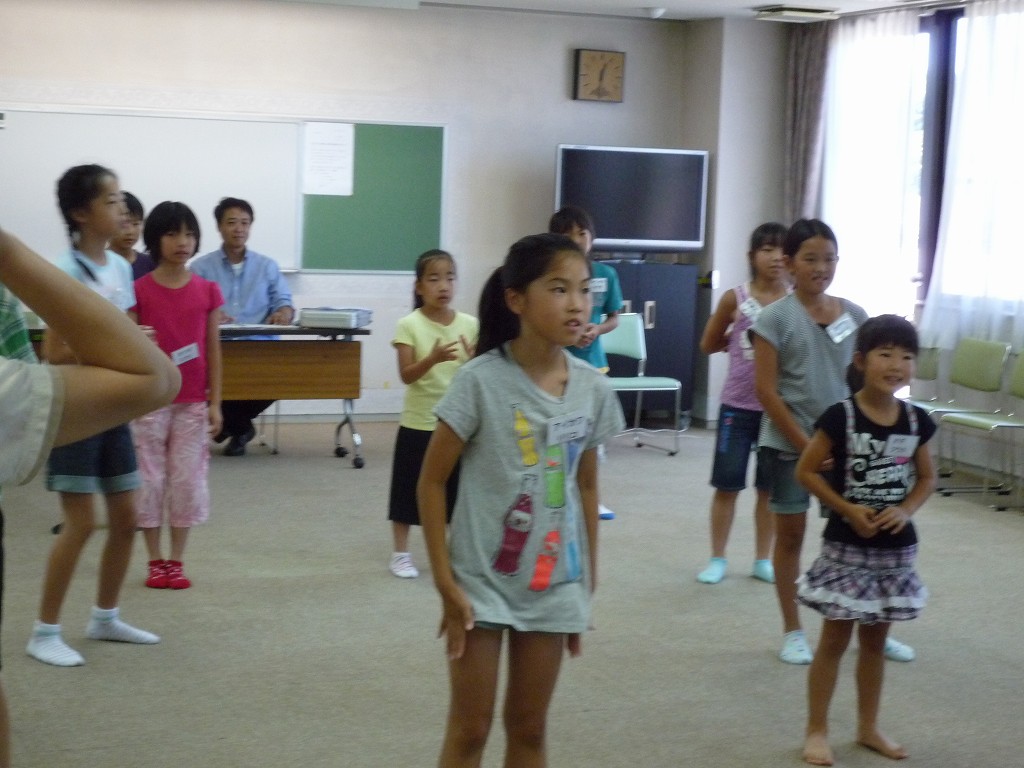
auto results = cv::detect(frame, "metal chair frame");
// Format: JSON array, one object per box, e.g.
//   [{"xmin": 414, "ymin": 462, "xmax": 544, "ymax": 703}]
[
  {"xmin": 601, "ymin": 312, "xmax": 685, "ymax": 456},
  {"xmin": 940, "ymin": 352, "xmax": 1024, "ymax": 508}
]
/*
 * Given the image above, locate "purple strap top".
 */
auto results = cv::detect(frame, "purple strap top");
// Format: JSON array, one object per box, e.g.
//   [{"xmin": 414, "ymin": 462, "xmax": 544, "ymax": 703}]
[{"xmin": 719, "ymin": 283, "xmax": 764, "ymax": 412}]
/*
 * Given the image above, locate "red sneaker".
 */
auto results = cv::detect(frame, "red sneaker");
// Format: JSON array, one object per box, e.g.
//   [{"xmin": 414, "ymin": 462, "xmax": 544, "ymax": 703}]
[
  {"xmin": 165, "ymin": 560, "xmax": 192, "ymax": 590},
  {"xmin": 145, "ymin": 559, "xmax": 169, "ymax": 589}
]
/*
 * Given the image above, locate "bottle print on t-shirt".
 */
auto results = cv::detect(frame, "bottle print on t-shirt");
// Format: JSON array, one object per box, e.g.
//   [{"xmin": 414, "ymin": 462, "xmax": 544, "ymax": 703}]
[
  {"xmin": 527, "ymin": 442, "xmax": 568, "ymax": 590},
  {"xmin": 514, "ymin": 406, "xmax": 539, "ymax": 467},
  {"xmin": 495, "ymin": 405, "xmax": 587, "ymax": 586},
  {"xmin": 494, "ymin": 407, "xmax": 541, "ymax": 576},
  {"xmin": 544, "ymin": 443, "xmax": 565, "ymax": 509},
  {"xmin": 493, "ymin": 475, "xmax": 535, "ymax": 576},
  {"xmin": 529, "ymin": 530, "xmax": 561, "ymax": 591}
]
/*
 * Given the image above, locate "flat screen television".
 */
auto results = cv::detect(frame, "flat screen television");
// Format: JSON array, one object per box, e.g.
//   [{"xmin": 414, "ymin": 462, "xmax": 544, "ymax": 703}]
[{"xmin": 555, "ymin": 144, "xmax": 709, "ymax": 252}]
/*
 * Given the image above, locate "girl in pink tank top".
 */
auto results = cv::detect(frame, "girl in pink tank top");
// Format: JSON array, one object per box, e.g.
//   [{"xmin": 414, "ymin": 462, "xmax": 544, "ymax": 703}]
[{"xmin": 696, "ymin": 223, "xmax": 790, "ymax": 586}]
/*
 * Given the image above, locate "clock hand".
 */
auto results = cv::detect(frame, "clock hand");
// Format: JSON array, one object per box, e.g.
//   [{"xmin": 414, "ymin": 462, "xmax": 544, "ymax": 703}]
[{"xmin": 595, "ymin": 62, "xmax": 609, "ymax": 97}]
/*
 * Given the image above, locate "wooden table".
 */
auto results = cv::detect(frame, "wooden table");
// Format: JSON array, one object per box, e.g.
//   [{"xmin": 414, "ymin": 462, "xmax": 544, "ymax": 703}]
[
  {"xmin": 219, "ymin": 325, "xmax": 370, "ymax": 465},
  {"xmin": 31, "ymin": 324, "xmax": 371, "ymax": 467}
]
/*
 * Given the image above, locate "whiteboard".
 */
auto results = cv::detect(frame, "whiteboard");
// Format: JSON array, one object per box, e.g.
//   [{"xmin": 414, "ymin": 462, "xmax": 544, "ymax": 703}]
[{"xmin": 0, "ymin": 110, "xmax": 302, "ymax": 269}]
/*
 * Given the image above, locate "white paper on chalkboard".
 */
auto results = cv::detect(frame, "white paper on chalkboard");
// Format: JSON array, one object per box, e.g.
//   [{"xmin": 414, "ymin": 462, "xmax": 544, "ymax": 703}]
[{"xmin": 302, "ymin": 122, "xmax": 355, "ymax": 196}]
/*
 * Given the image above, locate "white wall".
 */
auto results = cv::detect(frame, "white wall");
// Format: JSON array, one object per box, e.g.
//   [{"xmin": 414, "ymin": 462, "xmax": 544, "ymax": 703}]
[
  {"xmin": 700, "ymin": 18, "xmax": 788, "ymax": 422},
  {"xmin": 654, "ymin": 18, "xmax": 788, "ymax": 423},
  {"xmin": 1, "ymin": 0, "xmax": 787, "ymax": 418}
]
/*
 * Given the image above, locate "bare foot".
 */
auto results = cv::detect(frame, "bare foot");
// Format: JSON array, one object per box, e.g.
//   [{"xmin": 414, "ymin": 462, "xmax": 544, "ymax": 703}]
[
  {"xmin": 803, "ymin": 731, "xmax": 834, "ymax": 766},
  {"xmin": 857, "ymin": 729, "xmax": 908, "ymax": 760}
]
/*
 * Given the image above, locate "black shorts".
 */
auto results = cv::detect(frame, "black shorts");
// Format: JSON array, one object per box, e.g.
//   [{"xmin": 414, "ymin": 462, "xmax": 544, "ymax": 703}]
[{"xmin": 388, "ymin": 426, "xmax": 457, "ymax": 526}]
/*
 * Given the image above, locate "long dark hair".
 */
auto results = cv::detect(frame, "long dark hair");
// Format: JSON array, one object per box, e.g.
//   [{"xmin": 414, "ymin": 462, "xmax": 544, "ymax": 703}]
[
  {"xmin": 747, "ymin": 222, "xmax": 787, "ymax": 277},
  {"xmin": 476, "ymin": 233, "xmax": 585, "ymax": 358},
  {"xmin": 412, "ymin": 249, "xmax": 455, "ymax": 309}
]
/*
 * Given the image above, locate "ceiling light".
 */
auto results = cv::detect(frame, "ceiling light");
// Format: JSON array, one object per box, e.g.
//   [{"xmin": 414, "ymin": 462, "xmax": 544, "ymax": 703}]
[{"xmin": 752, "ymin": 5, "xmax": 839, "ymax": 22}]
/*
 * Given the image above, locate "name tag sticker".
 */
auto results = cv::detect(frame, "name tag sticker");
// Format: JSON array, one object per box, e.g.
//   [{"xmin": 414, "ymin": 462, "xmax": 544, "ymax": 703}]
[
  {"xmin": 590, "ymin": 277, "xmax": 608, "ymax": 294},
  {"xmin": 548, "ymin": 410, "xmax": 589, "ymax": 445},
  {"xmin": 171, "ymin": 343, "xmax": 200, "ymax": 366},
  {"xmin": 884, "ymin": 434, "xmax": 919, "ymax": 458},
  {"xmin": 826, "ymin": 313, "xmax": 856, "ymax": 344},
  {"xmin": 738, "ymin": 297, "xmax": 762, "ymax": 321}
]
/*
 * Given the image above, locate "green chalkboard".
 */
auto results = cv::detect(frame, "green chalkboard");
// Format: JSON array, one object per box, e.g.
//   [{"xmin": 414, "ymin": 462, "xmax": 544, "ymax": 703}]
[{"xmin": 302, "ymin": 123, "xmax": 443, "ymax": 271}]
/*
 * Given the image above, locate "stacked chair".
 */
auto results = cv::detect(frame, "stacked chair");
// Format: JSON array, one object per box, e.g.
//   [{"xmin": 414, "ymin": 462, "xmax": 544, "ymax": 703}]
[
  {"xmin": 939, "ymin": 353, "xmax": 1024, "ymax": 509},
  {"xmin": 903, "ymin": 337, "xmax": 1011, "ymax": 499}
]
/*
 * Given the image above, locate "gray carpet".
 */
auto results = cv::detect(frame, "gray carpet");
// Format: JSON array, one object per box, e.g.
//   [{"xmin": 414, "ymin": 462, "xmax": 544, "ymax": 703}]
[{"xmin": 1, "ymin": 421, "xmax": 1020, "ymax": 767}]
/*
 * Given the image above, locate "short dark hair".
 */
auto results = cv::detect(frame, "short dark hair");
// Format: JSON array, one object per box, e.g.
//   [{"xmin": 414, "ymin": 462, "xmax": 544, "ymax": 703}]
[
  {"xmin": 548, "ymin": 206, "xmax": 596, "ymax": 238},
  {"xmin": 56, "ymin": 164, "xmax": 117, "ymax": 242},
  {"xmin": 214, "ymin": 197, "xmax": 254, "ymax": 224},
  {"xmin": 784, "ymin": 218, "xmax": 838, "ymax": 258},
  {"xmin": 846, "ymin": 314, "xmax": 919, "ymax": 392},
  {"xmin": 122, "ymin": 191, "xmax": 144, "ymax": 220},
  {"xmin": 855, "ymin": 314, "xmax": 919, "ymax": 357},
  {"xmin": 143, "ymin": 201, "xmax": 202, "ymax": 262}
]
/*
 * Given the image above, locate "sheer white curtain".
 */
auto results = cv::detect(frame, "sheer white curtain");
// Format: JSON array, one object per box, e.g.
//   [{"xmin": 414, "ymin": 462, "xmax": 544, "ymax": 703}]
[
  {"xmin": 919, "ymin": 0, "xmax": 1024, "ymax": 350},
  {"xmin": 820, "ymin": 11, "xmax": 925, "ymax": 319}
]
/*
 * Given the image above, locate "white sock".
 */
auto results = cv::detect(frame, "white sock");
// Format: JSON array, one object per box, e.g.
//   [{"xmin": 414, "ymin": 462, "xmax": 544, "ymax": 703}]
[
  {"xmin": 27, "ymin": 621, "xmax": 84, "ymax": 666},
  {"xmin": 86, "ymin": 607, "xmax": 160, "ymax": 644}
]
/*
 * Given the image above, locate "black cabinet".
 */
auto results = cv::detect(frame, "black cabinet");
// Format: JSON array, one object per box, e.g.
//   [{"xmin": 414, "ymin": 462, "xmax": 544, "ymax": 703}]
[{"xmin": 603, "ymin": 261, "xmax": 698, "ymax": 421}]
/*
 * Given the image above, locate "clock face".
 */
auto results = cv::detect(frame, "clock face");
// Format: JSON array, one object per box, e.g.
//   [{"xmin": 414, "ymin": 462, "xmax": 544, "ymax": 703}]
[{"xmin": 573, "ymin": 49, "xmax": 625, "ymax": 103}]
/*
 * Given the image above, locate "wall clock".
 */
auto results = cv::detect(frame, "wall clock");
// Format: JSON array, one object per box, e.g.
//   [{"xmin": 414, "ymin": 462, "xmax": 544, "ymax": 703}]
[{"xmin": 573, "ymin": 49, "xmax": 625, "ymax": 103}]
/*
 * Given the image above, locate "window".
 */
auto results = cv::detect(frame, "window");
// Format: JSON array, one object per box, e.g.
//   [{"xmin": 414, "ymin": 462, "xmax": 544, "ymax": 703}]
[
  {"xmin": 820, "ymin": 11, "xmax": 929, "ymax": 320},
  {"xmin": 919, "ymin": 1, "xmax": 1024, "ymax": 349}
]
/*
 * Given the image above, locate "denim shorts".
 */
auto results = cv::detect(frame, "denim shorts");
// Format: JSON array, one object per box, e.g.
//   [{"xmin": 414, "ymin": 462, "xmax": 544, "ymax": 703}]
[
  {"xmin": 757, "ymin": 446, "xmax": 810, "ymax": 515},
  {"xmin": 710, "ymin": 405, "xmax": 768, "ymax": 492},
  {"xmin": 46, "ymin": 423, "xmax": 140, "ymax": 494}
]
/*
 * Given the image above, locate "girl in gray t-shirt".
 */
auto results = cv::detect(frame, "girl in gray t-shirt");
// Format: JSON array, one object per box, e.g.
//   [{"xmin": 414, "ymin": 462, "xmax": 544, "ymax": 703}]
[
  {"xmin": 751, "ymin": 219, "xmax": 869, "ymax": 667},
  {"xmin": 418, "ymin": 233, "xmax": 624, "ymax": 768}
]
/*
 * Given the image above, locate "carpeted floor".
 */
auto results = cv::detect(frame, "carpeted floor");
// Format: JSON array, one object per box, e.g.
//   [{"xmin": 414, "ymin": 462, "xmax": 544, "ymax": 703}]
[{"xmin": 1, "ymin": 420, "xmax": 1021, "ymax": 767}]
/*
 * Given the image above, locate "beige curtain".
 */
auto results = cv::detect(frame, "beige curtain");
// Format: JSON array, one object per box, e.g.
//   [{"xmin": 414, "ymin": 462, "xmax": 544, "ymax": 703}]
[{"xmin": 783, "ymin": 21, "xmax": 834, "ymax": 224}]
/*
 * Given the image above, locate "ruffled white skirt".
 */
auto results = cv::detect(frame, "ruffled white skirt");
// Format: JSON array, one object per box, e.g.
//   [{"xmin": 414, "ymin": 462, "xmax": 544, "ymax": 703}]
[{"xmin": 797, "ymin": 540, "xmax": 926, "ymax": 624}]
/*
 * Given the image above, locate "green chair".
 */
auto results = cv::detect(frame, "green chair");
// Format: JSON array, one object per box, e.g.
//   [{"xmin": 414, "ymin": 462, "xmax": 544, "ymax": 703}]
[
  {"xmin": 904, "ymin": 346, "xmax": 941, "ymax": 405},
  {"xmin": 602, "ymin": 312, "xmax": 684, "ymax": 455},
  {"xmin": 902, "ymin": 337, "xmax": 1008, "ymax": 490},
  {"xmin": 905, "ymin": 338, "xmax": 1008, "ymax": 418},
  {"xmin": 940, "ymin": 353, "xmax": 1024, "ymax": 508}
]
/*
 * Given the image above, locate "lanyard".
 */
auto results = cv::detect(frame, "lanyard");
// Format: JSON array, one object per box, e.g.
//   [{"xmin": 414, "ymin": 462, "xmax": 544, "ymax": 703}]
[{"xmin": 72, "ymin": 252, "xmax": 100, "ymax": 283}]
